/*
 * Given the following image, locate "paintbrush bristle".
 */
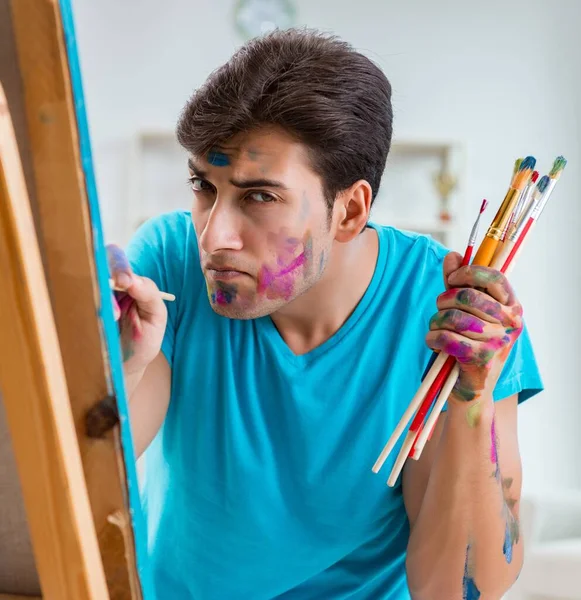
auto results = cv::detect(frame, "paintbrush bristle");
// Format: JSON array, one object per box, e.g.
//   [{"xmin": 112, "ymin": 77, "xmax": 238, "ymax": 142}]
[
  {"xmin": 549, "ymin": 155, "xmax": 567, "ymax": 179},
  {"xmin": 511, "ymin": 156, "xmax": 536, "ymax": 189},
  {"xmin": 480, "ymin": 199, "xmax": 488, "ymax": 213},
  {"xmin": 537, "ymin": 175, "xmax": 550, "ymax": 194},
  {"xmin": 513, "ymin": 158, "xmax": 523, "ymax": 175},
  {"xmin": 519, "ymin": 156, "xmax": 536, "ymax": 172}
]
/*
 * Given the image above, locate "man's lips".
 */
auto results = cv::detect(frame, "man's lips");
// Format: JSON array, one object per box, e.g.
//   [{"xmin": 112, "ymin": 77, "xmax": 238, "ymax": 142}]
[{"xmin": 205, "ymin": 266, "xmax": 249, "ymax": 281}]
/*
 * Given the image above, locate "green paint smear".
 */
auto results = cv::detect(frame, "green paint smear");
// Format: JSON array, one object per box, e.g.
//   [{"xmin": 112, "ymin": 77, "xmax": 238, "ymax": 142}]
[
  {"xmin": 474, "ymin": 268, "xmax": 502, "ymax": 286},
  {"xmin": 466, "ymin": 401, "xmax": 483, "ymax": 427},
  {"xmin": 454, "ymin": 383, "xmax": 478, "ymax": 402}
]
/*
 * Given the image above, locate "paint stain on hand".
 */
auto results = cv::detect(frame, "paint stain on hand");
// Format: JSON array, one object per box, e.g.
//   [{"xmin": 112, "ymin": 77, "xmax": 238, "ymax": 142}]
[
  {"xmin": 116, "ymin": 294, "xmax": 142, "ymax": 361},
  {"xmin": 107, "ymin": 244, "xmax": 133, "ymax": 289}
]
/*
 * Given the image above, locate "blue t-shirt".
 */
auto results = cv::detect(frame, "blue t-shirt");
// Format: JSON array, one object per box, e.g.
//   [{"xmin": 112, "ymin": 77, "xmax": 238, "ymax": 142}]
[{"xmin": 127, "ymin": 211, "xmax": 543, "ymax": 600}]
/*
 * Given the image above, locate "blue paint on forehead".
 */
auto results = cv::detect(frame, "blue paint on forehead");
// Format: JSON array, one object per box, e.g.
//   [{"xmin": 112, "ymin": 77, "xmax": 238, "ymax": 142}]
[{"xmin": 208, "ymin": 150, "xmax": 230, "ymax": 167}]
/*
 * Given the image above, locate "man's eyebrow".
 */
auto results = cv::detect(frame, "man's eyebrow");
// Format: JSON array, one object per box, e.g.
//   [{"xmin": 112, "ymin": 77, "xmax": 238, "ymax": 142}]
[{"xmin": 187, "ymin": 159, "xmax": 288, "ymax": 190}]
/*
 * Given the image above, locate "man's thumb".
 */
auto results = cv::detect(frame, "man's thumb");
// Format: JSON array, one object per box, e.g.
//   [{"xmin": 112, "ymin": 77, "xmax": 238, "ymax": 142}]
[{"xmin": 443, "ymin": 251, "xmax": 463, "ymax": 290}]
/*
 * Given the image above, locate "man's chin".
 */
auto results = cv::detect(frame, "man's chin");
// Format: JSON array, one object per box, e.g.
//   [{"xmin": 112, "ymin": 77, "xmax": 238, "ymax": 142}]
[{"xmin": 209, "ymin": 300, "xmax": 274, "ymax": 320}]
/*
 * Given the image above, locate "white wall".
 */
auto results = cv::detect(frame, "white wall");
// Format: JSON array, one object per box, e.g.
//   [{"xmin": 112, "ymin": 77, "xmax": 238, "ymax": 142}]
[{"xmin": 73, "ymin": 0, "xmax": 581, "ymax": 492}]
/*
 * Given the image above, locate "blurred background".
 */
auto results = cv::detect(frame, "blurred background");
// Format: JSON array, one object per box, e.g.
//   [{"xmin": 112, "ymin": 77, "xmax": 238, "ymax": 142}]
[{"xmin": 72, "ymin": 1, "xmax": 581, "ymax": 597}]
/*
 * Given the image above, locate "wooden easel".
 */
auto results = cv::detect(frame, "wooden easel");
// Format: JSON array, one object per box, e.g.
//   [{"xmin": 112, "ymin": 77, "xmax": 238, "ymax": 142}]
[
  {"xmin": 0, "ymin": 1, "xmax": 151, "ymax": 598},
  {"xmin": 0, "ymin": 81, "xmax": 109, "ymax": 600}
]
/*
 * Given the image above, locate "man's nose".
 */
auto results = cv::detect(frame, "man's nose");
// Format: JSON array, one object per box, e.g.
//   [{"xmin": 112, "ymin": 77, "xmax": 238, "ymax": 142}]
[{"xmin": 198, "ymin": 199, "xmax": 244, "ymax": 254}]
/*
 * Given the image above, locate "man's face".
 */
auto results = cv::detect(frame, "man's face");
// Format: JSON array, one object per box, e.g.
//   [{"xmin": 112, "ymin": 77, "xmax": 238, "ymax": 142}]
[{"xmin": 189, "ymin": 126, "xmax": 334, "ymax": 319}]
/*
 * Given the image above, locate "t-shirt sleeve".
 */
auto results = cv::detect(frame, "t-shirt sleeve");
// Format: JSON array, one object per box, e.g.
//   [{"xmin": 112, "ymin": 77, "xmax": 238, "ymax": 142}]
[
  {"xmin": 124, "ymin": 211, "xmax": 190, "ymax": 368},
  {"xmin": 493, "ymin": 323, "xmax": 543, "ymax": 403}
]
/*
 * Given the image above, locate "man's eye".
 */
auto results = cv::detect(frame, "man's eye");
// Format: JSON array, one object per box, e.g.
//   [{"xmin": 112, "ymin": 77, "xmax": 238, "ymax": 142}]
[
  {"xmin": 247, "ymin": 191, "xmax": 276, "ymax": 203},
  {"xmin": 189, "ymin": 177, "xmax": 214, "ymax": 192}
]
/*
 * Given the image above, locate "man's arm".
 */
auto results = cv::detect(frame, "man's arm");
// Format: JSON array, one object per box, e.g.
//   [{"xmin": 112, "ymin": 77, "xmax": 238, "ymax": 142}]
[
  {"xmin": 401, "ymin": 250, "xmax": 529, "ymax": 599},
  {"xmin": 125, "ymin": 352, "xmax": 171, "ymax": 457},
  {"xmin": 403, "ymin": 393, "xmax": 522, "ymax": 599},
  {"xmin": 107, "ymin": 244, "xmax": 172, "ymax": 458}
]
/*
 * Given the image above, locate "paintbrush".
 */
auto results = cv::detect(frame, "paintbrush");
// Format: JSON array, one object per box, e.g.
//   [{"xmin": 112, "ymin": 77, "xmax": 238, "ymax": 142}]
[
  {"xmin": 497, "ymin": 156, "xmax": 567, "ymax": 270},
  {"xmin": 492, "ymin": 171, "xmax": 539, "ymax": 264},
  {"xmin": 472, "ymin": 156, "xmax": 536, "ymax": 266},
  {"xmin": 372, "ymin": 200, "xmax": 488, "ymax": 474},
  {"xmin": 109, "ymin": 279, "xmax": 175, "ymax": 302},
  {"xmin": 408, "ymin": 158, "xmax": 566, "ymax": 469},
  {"xmin": 507, "ymin": 171, "xmax": 539, "ymax": 237},
  {"xmin": 406, "ymin": 199, "xmax": 489, "ymax": 459}
]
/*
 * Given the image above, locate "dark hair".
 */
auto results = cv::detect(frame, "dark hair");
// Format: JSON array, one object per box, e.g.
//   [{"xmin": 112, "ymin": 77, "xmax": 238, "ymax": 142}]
[{"xmin": 176, "ymin": 28, "xmax": 393, "ymax": 210}]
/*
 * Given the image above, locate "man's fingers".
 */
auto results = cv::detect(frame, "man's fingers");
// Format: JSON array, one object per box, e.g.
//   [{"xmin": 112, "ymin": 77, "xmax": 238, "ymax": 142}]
[
  {"xmin": 107, "ymin": 244, "xmax": 133, "ymax": 289},
  {"xmin": 436, "ymin": 288, "xmax": 514, "ymax": 326},
  {"xmin": 428, "ymin": 309, "xmax": 499, "ymax": 340},
  {"xmin": 426, "ymin": 330, "xmax": 476, "ymax": 363},
  {"xmin": 123, "ymin": 275, "xmax": 164, "ymax": 317},
  {"xmin": 107, "ymin": 244, "xmax": 164, "ymax": 318},
  {"xmin": 447, "ymin": 265, "xmax": 515, "ymax": 305}
]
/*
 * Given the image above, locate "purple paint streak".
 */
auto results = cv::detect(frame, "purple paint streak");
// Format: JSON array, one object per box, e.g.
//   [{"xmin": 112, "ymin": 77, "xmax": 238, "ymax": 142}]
[
  {"xmin": 258, "ymin": 251, "xmax": 307, "ymax": 300},
  {"xmin": 490, "ymin": 419, "xmax": 498, "ymax": 465},
  {"xmin": 210, "ymin": 282, "xmax": 237, "ymax": 306}
]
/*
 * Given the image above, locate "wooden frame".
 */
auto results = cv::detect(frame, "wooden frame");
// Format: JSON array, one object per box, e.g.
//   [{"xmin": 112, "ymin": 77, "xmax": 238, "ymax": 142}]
[
  {"xmin": 0, "ymin": 82, "xmax": 109, "ymax": 600},
  {"xmin": 0, "ymin": 1, "xmax": 152, "ymax": 598}
]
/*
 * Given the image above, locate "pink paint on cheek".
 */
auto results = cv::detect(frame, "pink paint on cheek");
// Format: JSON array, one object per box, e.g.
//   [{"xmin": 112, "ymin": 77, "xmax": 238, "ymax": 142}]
[
  {"xmin": 258, "ymin": 251, "xmax": 307, "ymax": 300},
  {"xmin": 277, "ymin": 251, "xmax": 307, "ymax": 276}
]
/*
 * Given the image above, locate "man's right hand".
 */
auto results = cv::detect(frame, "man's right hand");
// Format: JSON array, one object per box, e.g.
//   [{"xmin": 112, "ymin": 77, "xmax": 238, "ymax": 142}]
[{"xmin": 107, "ymin": 244, "xmax": 168, "ymax": 377}]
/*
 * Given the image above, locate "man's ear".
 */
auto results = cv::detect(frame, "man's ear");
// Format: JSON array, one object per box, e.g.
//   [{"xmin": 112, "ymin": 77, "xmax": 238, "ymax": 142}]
[{"xmin": 332, "ymin": 179, "xmax": 373, "ymax": 243}]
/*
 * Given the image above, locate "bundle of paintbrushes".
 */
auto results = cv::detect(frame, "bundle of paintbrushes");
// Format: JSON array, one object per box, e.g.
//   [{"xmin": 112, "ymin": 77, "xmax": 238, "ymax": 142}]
[{"xmin": 372, "ymin": 154, "xmax": 567, "ymax": 487}]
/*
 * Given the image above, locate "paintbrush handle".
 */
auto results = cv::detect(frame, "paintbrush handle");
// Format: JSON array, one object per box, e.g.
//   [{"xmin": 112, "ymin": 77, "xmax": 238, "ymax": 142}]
[
  {"xmin": 500, "ymin": 219, "xmax": 533, "ymax": 273},
  {"xmin": 472, "ymin": 235, "xmax": 499, "ymax": 267},
  {"xmin": 109, "ymin": 279, "xmax": 175, "ymax": 302},
  {"xmin": 411, "ymin": 364, "xmax": 461, "ymax": 460},
  {"xmin": 408, "ymin": 355, "xmax": 455, "ymax": 432},
  {"xmin": 492, "ymin": 240, "xmax": 514, "ymax": 272},
  {"xmin": 387, "ymin": 430, "xmax": 417, "ymax": 487},
  {"xmin": 371, "ymin": 352, "xmax": 449, "ymax": 473}
]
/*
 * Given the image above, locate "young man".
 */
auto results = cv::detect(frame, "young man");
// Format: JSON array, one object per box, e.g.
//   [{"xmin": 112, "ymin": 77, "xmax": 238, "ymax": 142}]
[{"xmin": 109, "ymin": 29, "xmax": 542, "ymax": 600}]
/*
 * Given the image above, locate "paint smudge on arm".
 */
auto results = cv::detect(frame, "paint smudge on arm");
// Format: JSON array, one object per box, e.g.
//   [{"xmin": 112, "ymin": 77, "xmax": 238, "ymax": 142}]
[
  {"xmin": 463, "ymin": 545, "xmax": 481, "ymax": 600},
  {"xmin": 490, "ymin": 417, "xmax": 499, "ymax": 469},
  {"xmin": 465, "ymin": 400, "xmax": 483, "ymax": 427},
  {"xmin": 490, "ymin": 415, "xmax": 521, "ymax": 564}
]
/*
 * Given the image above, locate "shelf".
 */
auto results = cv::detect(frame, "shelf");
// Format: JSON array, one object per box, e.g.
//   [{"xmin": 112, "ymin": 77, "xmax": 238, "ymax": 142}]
[
  {"xmin": 390, "ymin": 140, "xmax": 460, "ymax": 157},
  {"xmin": 385, "ymin": 218, "xmax": 455, "ymax": 233}
]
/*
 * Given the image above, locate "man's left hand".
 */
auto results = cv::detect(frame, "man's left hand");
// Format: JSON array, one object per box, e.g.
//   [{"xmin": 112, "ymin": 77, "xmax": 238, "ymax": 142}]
[{"xmin": 425, "ymin": 252, "xmax": 523, "ymax": 403}]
